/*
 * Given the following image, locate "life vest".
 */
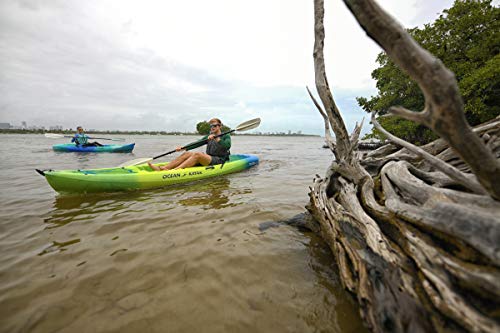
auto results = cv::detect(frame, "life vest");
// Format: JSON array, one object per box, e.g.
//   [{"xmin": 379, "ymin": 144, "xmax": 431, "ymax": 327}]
[
  {"xmin": 206, "ymin": 135, "xmax": 230, "ymax": 161},
  {"xmin": 72, "ymin": 133, "xmax": 89, "ymax": 145}
]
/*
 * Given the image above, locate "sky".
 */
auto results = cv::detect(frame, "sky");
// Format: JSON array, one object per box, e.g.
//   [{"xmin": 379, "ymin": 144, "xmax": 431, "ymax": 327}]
[{"xmin": 0, "ymin": 0, "xmax": 455, "ymax": 135}]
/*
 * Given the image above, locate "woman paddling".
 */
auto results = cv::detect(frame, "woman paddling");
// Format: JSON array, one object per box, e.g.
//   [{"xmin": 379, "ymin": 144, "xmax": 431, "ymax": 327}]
[
  {"xmin": 148, "ymin": 118, "xmax": 231, "ymax": 171},
  {"xmin": 72, "ymin": 126, "xmax": 103, "ymax": 147}
]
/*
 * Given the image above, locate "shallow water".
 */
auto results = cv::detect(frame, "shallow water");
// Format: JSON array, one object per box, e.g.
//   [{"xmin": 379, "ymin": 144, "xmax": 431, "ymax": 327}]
[{"xmin": 0, "ymin": 134, "xmax": 367, "ymax": 332}]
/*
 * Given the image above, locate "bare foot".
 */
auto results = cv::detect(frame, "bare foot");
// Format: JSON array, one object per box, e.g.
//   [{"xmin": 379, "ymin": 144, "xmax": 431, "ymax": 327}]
[{"xmin": 148, "ymin": 162, "xmax": 161, "ymax": 171}]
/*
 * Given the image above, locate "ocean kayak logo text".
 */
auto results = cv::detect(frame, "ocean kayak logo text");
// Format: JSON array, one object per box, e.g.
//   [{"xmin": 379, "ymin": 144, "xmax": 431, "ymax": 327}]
[
  {"xmin": 162, "ymin": 171, "xmax": 202, "ymax": 179},
  {"xmin": 163, "ymin": 173, "xmax": 181, "ymax": 179}
]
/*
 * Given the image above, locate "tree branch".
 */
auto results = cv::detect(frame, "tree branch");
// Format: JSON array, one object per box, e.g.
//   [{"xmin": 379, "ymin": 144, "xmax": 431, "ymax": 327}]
[
  {"xmin": 306, "ymin": 86, "xmax": 337, "ymax": 157},
  {"xmin": 371, "ymin": 113, "xmax": 487, "ymax": 195},
  {"xmin": 313, "ymin": 0, "xmax": 351, "ymax": 159}
]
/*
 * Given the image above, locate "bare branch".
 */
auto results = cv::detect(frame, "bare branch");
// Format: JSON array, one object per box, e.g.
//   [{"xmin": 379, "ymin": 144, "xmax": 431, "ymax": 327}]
[
  {"xmin": 350, "ymin": 118, "xmax": 364, "ymax": 147},
  {"xmin": 346, "ymin": 118, "xmax": 365, "ymax": 159},
  {"xmin": 388, "ymin": 106, "xmax": 426, "ymax": 123},
  {"xmin": 307, "ymin": 86, "xmax": 337, "ymax": 156},
  {"xmin": 313, "ymin": 0, "xmax": 351, "ymax": 158},
  {"xmin": 371, "ymin": 113, "xmax": 487, "ymax": 195}
]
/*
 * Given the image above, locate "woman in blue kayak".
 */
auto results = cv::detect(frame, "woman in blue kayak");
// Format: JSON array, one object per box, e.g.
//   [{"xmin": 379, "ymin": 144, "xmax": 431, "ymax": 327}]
[
  {"xmin": 149, "ymin": 118, "xmax": 231, "ymax": 171},
  {"xmin": 72, "ymin": 126, "xmax": 103, "ymax": 147}
]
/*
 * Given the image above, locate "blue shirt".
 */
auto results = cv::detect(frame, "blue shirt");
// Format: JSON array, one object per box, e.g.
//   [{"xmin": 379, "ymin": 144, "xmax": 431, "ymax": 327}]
[{"xmin": 72, "ymin": 133, "xmax": 89, "ymax": 145}]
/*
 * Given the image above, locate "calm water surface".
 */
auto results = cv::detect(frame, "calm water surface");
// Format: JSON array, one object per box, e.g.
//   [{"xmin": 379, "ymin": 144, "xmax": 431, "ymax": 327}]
[{"xmin": 0, "ymin": 134, "xmax": 367, "ymax": 332}]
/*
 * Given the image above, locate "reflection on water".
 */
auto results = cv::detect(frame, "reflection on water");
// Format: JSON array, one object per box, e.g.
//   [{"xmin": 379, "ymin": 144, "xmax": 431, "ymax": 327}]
[
  {"xmin": 38, "ymin": 238, "xmax": 81, "ymax": 256},
  {"xmin": 178, "ymin": 177, "xmax": 252, "ymax": 210},
  {"xmin": 45, "ymin": 191, "xmax": 151, "ymax": 229},
  {"xmin": 44, "ymin": 176, "xmax": 253, "ymax": 229}
]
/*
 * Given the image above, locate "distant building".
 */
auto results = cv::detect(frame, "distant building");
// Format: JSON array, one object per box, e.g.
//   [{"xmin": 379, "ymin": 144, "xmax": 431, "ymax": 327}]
[
  {"xmin": 49, "ymin": 125, "xmax": 63, "ymax": 130},
  {"xmin": 28, "ymin": 126, "xmax": 46, "ymax": 130},
  {"xmin": 21, "ymin": 121, "xmax": 27, "ymax": 129},
  {"xmin": 0, "ymin": 123, "xmax": 11, "ymax": 129}
]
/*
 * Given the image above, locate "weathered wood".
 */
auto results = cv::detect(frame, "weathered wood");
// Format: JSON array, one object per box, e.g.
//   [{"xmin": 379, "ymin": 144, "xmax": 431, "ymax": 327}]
[
  {"xmin": 307, "ymin": 0, "xmax": 500, "ymax": 332},
  {"xmin": 371, "ymin": 114, "xmax": 487, "ymax": 195}
]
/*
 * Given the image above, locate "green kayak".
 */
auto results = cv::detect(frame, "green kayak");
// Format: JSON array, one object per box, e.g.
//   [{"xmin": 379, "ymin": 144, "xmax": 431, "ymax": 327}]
[{"xmin": 36, "ymin": 154, "xmax": 259, "ymax": 194}]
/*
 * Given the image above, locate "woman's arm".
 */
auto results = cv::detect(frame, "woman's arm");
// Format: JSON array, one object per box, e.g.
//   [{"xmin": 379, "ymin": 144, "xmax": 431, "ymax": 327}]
[
  {"xmin": 184, "ymin": 135, "xmax": 209, "ymax": 151},
  {"xmin": 218, "ymin": 134, "xmax": 231, "ymax": 149}
]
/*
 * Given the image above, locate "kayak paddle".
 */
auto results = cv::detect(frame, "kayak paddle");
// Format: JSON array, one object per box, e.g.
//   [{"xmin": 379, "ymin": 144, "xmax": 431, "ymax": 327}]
[
  {"xmin": 45, "ymin": 133, "xmax": 125, "ymax": 141},
  {"xmin": 119, "ymin": 117, "xmax": 261, "ymax": 167}
]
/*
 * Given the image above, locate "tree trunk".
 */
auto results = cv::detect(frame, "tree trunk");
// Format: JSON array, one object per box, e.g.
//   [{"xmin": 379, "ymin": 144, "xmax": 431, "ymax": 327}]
[{"xmin": 306, "ymin": 1, "xmax": 500, "ymax": 332}]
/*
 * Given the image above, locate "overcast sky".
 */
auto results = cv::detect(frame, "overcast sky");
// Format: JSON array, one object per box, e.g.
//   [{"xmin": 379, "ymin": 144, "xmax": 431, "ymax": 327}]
[{"xmin": 0, "ymin": 0, "xmax": 455, "ymax": 134}]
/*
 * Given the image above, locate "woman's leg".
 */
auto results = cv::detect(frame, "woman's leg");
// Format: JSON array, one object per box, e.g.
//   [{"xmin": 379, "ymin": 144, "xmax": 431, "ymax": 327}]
[
  {"xmin": 147, "ymin": 152, "xmax": 193, "ymax": 171},
  {"xmin": 175, "ymin": 152, "xmax": 211, "ymax": 169},
  {"xmin": 162, "ymin": 152, "xmax": 194, "ymax": 170}
]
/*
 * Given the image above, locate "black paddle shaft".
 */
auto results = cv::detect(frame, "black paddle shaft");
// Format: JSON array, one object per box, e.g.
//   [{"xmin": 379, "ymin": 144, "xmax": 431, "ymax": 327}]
[
  {"xmin": 54, "ymin": 135, "xmax": 123, "ymax": 141},
  {"xmin": 152, "ymin": 129, "xmax": 235, "ymax": 160}
]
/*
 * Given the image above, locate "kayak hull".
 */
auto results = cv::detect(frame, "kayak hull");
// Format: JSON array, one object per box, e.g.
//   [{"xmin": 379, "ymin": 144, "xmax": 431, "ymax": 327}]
[
  {"xmin": 40, "ymin": 154, "xmax": 259, "ymax": 193},
  {"xmin": 52, "ymin": 143, "xmax": 135, "ymax": 153}
]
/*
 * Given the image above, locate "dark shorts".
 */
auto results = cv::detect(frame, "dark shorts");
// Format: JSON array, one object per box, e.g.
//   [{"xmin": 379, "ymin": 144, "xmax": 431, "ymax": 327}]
[
  {"xmin": 209, "ymin": 156, "xmax": 226, "ymax": 165},
  {"xmin": 82, "ymin": 142, "xmax": 101, "ymax": 147}
]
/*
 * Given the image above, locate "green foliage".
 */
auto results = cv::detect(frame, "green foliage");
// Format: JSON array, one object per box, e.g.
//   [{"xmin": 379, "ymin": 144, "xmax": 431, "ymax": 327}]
[
  {"xmin": 358, "ymin": 0, "xmax": 500, "ymax": 144},
  {"xmin": 196, "ymin": 121, "xmax": 231, "ymax": 135},
  {"xmin": 461, "ymin": 54, "xmax": 500, "ymax": 123},
  {"xmin": 196, "ymin": 121, "xmax": 211, "ymax": 135}
]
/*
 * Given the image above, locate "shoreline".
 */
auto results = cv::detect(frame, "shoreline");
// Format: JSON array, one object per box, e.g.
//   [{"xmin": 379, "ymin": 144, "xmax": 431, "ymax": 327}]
[{"xmin": 0, "ymin": 129, "xmax": 320, "ymax": 137}]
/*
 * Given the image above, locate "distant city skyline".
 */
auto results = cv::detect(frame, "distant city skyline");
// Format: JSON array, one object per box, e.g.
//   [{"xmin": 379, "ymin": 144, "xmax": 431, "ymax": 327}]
[
  {"xmin": 0, "ymin": 120, "xmax": 63, "ymax": 131},
  {"xmin": 0, "ymin": 120, "xmax": 310, "ymax": 136}
]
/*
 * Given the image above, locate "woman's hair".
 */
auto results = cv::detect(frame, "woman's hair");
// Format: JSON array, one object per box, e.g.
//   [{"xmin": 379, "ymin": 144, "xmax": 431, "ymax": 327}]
[{"xmin": 209, "ymin": 118, "xmax": 222, "ymax": 125}]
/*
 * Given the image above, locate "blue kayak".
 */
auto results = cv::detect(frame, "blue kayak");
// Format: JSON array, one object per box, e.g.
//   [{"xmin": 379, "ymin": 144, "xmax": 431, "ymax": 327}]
[{"xmin": 52, "ymin": 143, "xmax": 135, "ymax": 153}]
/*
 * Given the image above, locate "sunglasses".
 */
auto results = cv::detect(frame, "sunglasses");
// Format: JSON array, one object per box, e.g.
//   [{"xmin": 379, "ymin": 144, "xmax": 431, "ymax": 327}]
[{"xmin": 210, "ymin": 124, "xmax": 220, "ymax": 128}]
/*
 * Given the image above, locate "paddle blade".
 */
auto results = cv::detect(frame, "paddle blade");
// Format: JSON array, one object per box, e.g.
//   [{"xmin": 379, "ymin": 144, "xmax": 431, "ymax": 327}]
[
  {"xmin": 44, "ymin": 133, "xmax": 65, "ymax": 139},
  {"xmin": 235, "ymin": 118, "xmax": 261, "ymax": 132},
  {"xmin": 118, "ymin": 157, "xmax": 153, "ymax": 167}
]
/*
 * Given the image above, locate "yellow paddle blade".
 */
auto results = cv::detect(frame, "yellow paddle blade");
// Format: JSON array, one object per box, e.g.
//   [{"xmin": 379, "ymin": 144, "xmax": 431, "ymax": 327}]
[{"xmin": 235, "ymin": 118, "xmax": 261, "ymax": 132}]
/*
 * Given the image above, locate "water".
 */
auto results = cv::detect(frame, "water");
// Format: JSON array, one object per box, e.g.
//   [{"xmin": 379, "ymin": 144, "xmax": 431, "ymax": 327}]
[{"xmin": 0, "ymin": 134, "xmax": 367, "ymax": 332}]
